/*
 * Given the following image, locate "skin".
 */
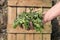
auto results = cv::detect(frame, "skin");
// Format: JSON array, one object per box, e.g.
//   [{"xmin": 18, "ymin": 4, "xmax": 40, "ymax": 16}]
[{"xmin": 43, "ymin": 2, "xmax": 60, "ymax": 23}]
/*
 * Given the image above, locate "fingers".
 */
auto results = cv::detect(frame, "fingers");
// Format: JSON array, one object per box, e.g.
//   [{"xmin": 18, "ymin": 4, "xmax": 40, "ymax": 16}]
[
  {"xmin": 42, "ymin": 11, "xmax": 48, "ymax": 24},
  {"xmin": 43, "ymin": 11, "xmax": 59, "ymax": 24},
  {"xmin": 42, "ymin": 11, "xmax": 47, "ymax": 16},
  {"xmin": 42, "ymin": 11, "xmax": 52, "ymax": 24}
]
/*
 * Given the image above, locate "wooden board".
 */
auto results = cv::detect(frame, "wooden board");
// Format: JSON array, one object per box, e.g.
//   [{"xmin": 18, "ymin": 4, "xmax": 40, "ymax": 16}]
[
  {"xmin": 7, "ymin": 34, "xmax": 16, "ymax": 40},
  {"xmin": 34, "ymin": 34, "xmax": 42, "ymax": 40},
  {"xmin": 8, "ymin": 0, "xmax": 52, "ymax": 7},
  {"xmin": 7, "ymin": 34, "xmax": 51, "ymax": 40},
  {"xmin": 26, "ymin": 34, "xmax": 33, "ymax": 40},
  {"xmin": 17, "ymin": 34, "xmax": 24, "ymax": 40},
  {"xmin": 43, "ymin": 34, "xmax": 51, "ymax": 40}
]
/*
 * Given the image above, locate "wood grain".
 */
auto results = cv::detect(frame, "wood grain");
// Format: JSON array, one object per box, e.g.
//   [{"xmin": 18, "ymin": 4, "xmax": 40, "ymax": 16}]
[
  {"xmin": 8, "ymin": 0, "xmax": 52, "ymax": 7},
  {"xmin": 34, "ymin": 34, "xmax": 42, "ymax": 40},
  {"xmin": 17, "ymin": 34, "xmax": 24, "ymax": 40},
  {"xmin": 26, "ymin": 34, "xmax": 33, "ymax": 40},
  {"xmin": 7, "ymin": 34, "xmax": 17, "ymax": 40},
  {"xmin": 43, "ymin": 34, "xmax": 51, "ymax": 40}
]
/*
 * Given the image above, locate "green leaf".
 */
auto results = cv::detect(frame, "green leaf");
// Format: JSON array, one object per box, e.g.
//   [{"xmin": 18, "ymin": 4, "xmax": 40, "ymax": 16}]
[{"xmin": 13, "ymin": 8, "xmax": 44, "ymax": 32}]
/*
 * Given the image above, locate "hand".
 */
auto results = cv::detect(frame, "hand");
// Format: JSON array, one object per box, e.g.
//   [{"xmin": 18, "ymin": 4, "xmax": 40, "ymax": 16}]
[
  {"xmin": 43, "ymin": 2, "xmax": 60, "ymax": 23},
  {"xmin": 42, "ymin": 11, "xmax": 57, "ymax": 23}
]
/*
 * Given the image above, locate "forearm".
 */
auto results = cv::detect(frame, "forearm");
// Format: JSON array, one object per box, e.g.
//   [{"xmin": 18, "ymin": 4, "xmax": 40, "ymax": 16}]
[
  {"xmin": 48, "ymin": 2, "xmax": 60, "ymax": 15},
  {"xmin": 45, "ymin": 2, "xmax": 60, "ymax": 21}
]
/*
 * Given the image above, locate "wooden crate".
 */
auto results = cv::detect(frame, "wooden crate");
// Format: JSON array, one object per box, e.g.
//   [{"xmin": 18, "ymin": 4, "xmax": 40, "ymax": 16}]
[{"xmin": 7, "ymin": 0, "xmax": 52, "ymax": 40}]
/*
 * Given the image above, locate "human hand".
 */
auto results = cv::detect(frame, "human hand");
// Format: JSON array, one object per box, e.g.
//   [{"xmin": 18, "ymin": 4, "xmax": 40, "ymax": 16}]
[
  {"xmin": 42, "ymin": 11, "xmax": 57, "ymax": 23},
  {"xmin": 43, "ymin": 2, "xmax": 60, "ymax": 23}
]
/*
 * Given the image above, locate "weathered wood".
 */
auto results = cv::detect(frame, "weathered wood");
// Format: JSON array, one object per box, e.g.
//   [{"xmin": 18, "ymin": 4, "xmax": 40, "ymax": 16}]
[
  {"xmin": 43, "ymin": 34, "xmax": 51, "ymax": 40},
  {"xmin": 7, "ymin": 34, "xmax": 17, "ymax": 40},
  {"xmin": 7, "ymin": 0, "xmax": 52, "ymax": 40},
  {"xmin": 8, "ymin": 0, "xmax": 52, "ymax": 7},
  {"xmin": 26, "ymin": 34, "xmax": 33, "ymax": 40},
  {"xmin": 7, "ymin": 34, "xmax": 51, "ymax": 40},
  {"xmin": 7, "ymin": 7, "xmax": 16, "ymax": 25},
  {"xmin": 34, "ymin": 34, "xmax": 42, "ymax": 40},
  {"xmin": 17, "ymin": 34, "xmax": 24, "ymax": 40}
]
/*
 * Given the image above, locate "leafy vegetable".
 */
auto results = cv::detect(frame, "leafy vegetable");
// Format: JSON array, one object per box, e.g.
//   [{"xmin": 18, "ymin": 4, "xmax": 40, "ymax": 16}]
[{"xmin": 13, "ymin": 8, "xmax": 44, "ymax": 32}]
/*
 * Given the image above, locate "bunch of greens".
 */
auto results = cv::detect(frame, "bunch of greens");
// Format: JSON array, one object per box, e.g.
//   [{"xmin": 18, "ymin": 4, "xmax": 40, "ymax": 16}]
[{"xmin": 13, "ymin": 8, "xmax": 44, "ymax": 32}]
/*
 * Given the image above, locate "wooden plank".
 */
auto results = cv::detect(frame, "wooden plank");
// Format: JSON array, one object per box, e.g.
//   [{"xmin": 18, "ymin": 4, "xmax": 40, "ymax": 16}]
[
  {"xmin": 7, "ymin": 7, "xmax": 16, "ymax": 25},
  {"xmin": 8, "ymin": 0, "xmax": 52, "ymax": 7},
  {"xmin": 7, "ymin": 34, "xmax": 17, "ymax": 40},
  {"xmin": 26, "ymin": 34, "xmax": 33, "ymax": 40},
  {"xmin": 42, "ymin": 22, "xmax": 52, "ymax": 33},
  {"xmin": 7, "ymin": 7, "xmax": 18, "ymax": 33},
  {"xmin": 43, "ymin": 34, "xmax": 51, "ymax": 40},
  {"xmin": 17, "ymin": 8, "xmax": 25, "ymax": 15},
  {"xmin": 43, "ymin": 8, "xmax": 50, "ymax": 12},
  {"xmin": 34, "ymin": 34, "xmax": 42, "ymax": 40},
  {"xmin": 8, "ymin": 0, "xmax": 17, "ymax": 6},
  {"xmin": 7, "ymin": 34, "xmax": 51, "ymax": 40},
  {"xmin": 17, "ymin": 34, "xmax": 24, "ymax": 40}
]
